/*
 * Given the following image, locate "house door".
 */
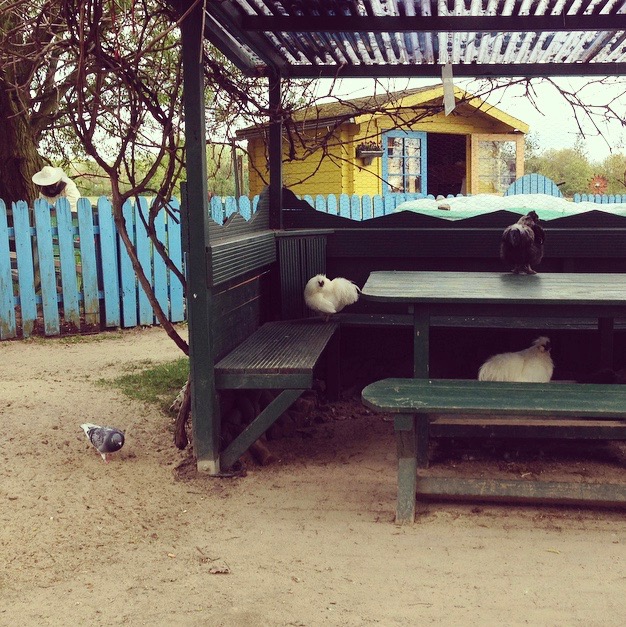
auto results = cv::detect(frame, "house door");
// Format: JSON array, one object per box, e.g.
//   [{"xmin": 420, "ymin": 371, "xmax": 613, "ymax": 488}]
[{"xmin": 382, "ymin": 130, "xmax": 427, "ymax": 195}]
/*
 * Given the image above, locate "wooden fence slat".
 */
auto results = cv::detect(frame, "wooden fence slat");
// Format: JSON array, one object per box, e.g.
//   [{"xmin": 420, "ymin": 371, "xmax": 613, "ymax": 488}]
[
  {"xmin": 97, "ymin": 197, "xmax": 121, "ymax": 328},
  {"xmin": 224, "ymin": 196, "xmax": 237, "ymax": 222},
  {"xmin": 362, "ymin": 194, "xmax": 373, "ymax": 220},
  {"xmin": 13, "ymin": 201, "xmax": 37, "ymax": 337},
  {"xmin": 119, "ymin": 200, "xmax": 138, "ymax": 328},
  {"xmin": 0, "ymin": 200, "xmax": 16, "ymax": 339},
  {"xmin": 152, "ymin": 204, "xmax": 168, "ymax": 323},
  {"xmin": 55, "ymin": 198, "xmax": 81, "ymax": 328},
  {"xmin": 166, "ymin": 199, "xmax": 185, "ymax": 323},
  {"xmin": 238, "ymin": 196, "xmax": 252, "ymax": 220},
  {"xmin": 135, "ymin": 198, "xmax": 153, "ymax": 325},
  {"xmin": 77, "ymin": 198, "xmax": 100, "ymax": 326},
  {"xmin": 34, "ymin": 199, "xmax": 60, "ymax": 335},
  {"xmin": 339, "ymin": 194, "xmax": 350, "ymax": 218},
  {"xmin": 326, "ymin": 194, "xmax": 338, "ymax": 215}
]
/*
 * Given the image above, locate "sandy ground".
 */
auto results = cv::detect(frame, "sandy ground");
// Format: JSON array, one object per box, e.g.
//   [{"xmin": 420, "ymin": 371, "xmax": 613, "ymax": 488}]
[{"xmin": 1, "ymin": 326, "xmax": 625, "ymax": 627}]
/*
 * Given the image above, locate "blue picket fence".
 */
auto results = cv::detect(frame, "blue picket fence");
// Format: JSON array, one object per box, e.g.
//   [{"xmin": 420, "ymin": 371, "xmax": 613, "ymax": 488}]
[
  {"xmin": 212, "ymin": 187, "xmax": 626, "ymax": 224},
  {"xmin": 0, "ymin": 196, "xmax": 184, "ymax": 339},
  {"xmin": 3, "ymin": 185, "xmax": 625, "ymax": 339}
]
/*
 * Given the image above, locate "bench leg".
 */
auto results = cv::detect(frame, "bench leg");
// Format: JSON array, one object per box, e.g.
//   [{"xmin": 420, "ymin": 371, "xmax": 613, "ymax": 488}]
[
  {"xmin": 325, "ymin": 327, "xmax": 341, "ymax": 402},
  {"xmin": 416, "ymin": 414, "xmax": 430, "ymax": 469},
  {"xmin": 395, "ymin": 414, "xmax": 417, "ymax": 524}
]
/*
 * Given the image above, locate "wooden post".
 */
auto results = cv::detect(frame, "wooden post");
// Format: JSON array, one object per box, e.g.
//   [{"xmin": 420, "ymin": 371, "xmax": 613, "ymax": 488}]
[
  {"xmin": 268, "ymin": 71, "xmax": 283, "ymax": 230},
  {"xmin": 413, "ymin": 304, "xmax": 430, "ymax": 378},
  {"xmin": 394, "ymin": 414, "xmax": 417, "ymax": 524},
  {"xmin": 181, "ymin": 3, "xmax": 221, "ymax": 474}
]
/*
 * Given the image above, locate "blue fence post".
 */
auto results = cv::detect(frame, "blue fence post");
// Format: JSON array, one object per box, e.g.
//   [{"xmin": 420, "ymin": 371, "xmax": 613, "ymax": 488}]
[
  {"xmin": 119, "ymin": 199, "xmax": 138, "ymax": 328},
  {"xmin": 77, "ymin": 198, "xmax": 100, "ymax": 327},
  {"xmin": 97, "ymin": 197, "xmax": 121, "ymax": 328},
  {"xmin": 55, "ymin": 197, "xmax": 81, "ymax": 328},
  {"xmin": 166, "ymin": 198, "xmax": 185, "ymax": 323},
  {"xmin": 152, "ymin": 201, "xmax": 169, "ymax": 322},
  {"xmin": 34, "ymin": 199, "xmax": 60, "ymax": 335},
  {"xmin": 135, "ymin": 197, "xmax": 154, "ymax": 326},
  {"xmin": 0, "ymin": 200, "xmax": 16, "ymax": 339}
]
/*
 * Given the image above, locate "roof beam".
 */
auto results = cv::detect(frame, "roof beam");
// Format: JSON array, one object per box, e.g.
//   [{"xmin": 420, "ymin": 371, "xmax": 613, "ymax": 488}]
[
  {"xmin": 242, "ymin": 15, "xmax": 626, "ymax": 33},
  {"xmin": 274, "ymin": 62, "xmax": 626, "ymax": 79}
]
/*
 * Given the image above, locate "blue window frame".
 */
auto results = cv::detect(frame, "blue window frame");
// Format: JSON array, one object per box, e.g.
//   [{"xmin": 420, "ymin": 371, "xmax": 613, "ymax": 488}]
[{"xmin": 382, "ymin": 130, "xmax": 427, "ymax": 195}]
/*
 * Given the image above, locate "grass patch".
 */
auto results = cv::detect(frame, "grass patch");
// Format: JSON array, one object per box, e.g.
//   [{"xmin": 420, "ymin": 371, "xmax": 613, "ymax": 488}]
[{"xmin": 101, "ymin": 357, "xmax": 189, "ymax": 413}]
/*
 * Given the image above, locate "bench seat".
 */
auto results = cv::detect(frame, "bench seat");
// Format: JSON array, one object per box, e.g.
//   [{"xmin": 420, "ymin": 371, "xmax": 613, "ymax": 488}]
[
  {"xmin": 215, "ymin": 319, "xmax": 339, "ymax": 389},
  {"xmin": 215, "ymin": 319, "xmax": 340, "ymax": 470},
  {"xmin": 362, "ymin": 378, "xmax": 626, "ymax": 522}
]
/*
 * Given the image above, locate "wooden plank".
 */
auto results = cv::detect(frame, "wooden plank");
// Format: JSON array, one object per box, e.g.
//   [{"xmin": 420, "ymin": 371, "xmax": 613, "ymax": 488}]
[
  {"xmin": 119, "ymin": 200, "xmax": 138, "ymax": 328},
  {"xmin": 208, "ymin": 231, "xmax": 276, "ymax": 287},
  {"xmin": 12, "ymin": 201, "xmax": 37, "ymax": 337},
  {"xmin": 77, "ymin": 199, "xmax": 100, "ymax": 327},
  {"xmin": 166, "ymin": 199, "xmax": 185, "ymax": 322},
  {"xmin": 34, "ymin": 199, "xmax": 60, "ymax": 335},
  {"xmin": 152, "ymin": 204, "xmax": 168, "ymax": 322},
  {"xmin": 333, "ymin": 312, "xmax": 626, "ymax": 330},
  {"xmin": 135, "ymin": 198, "xmax": 153, "ymax": 325},
  {"xmin": 415, "ymin": 476, "xmax": 626, "ymax": 507},
  {"xmin": 0, "ymin": 200, "xmax": 16, "ymax": 339},
  {"xmin": 362, "ymin": 379, "xmax": 626, "ymax": 418},
  {"xmin": 429, "ymin": 417, "xmax": 626, "ymax": 439},
  {"xmin": 97, "ymin": 198, "xmax": 121, "ymax": 328},
  {"xmin": 55, "ymin": 198, "xmax": 80, "ymax": 328},
  {"xmin": 215, "ymin": 320, "xmax": 339, "ymax": 374}
]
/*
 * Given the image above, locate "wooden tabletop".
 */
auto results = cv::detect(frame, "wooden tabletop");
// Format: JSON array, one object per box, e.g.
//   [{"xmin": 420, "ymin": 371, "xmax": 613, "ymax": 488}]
[{"xmin": 361, "ymin": 271, "xmax": 626, "ymax": 307}]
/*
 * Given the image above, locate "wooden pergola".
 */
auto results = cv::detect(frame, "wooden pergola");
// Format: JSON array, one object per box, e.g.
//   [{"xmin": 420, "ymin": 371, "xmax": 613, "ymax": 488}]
[{"xmin": 170, "ymin": 0, "xmax": 626, "ymax": 473}]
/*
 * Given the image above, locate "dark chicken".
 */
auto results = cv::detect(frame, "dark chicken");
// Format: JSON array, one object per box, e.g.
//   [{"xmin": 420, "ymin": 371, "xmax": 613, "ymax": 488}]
[{"xmin": 500, "ymin": 210, "xmax": 545, "ymax": 274}]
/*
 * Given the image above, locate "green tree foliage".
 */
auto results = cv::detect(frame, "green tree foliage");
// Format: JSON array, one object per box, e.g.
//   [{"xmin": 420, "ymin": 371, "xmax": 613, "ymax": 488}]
[
  {"xmin": 597, "ymin": 153, "xmax": 626, "ymax": 195},
  {"xmin": 526, "ymin": 137, "xmax": 591, "ymax": 197}
]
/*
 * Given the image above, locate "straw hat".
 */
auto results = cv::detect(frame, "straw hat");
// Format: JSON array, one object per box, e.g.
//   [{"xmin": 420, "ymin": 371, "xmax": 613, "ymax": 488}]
[{"xmin": 32, "ymin": 165, "xmax": 65, "ymax": 186}]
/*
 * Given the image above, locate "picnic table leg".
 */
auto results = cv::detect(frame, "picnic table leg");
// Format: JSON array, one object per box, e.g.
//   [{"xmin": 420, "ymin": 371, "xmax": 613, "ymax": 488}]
[
  {"xmin": 412, "ymin": 305, "xmax": 430, "ymax": 379},
  {"xmin": 598, "ymin": 317, "xmax": 614, "ymax": 369},
  {"xmin": 416, "ymin": 414, "xmax": 430, "ymax": 469},
  {"xmin": 394, "ymin": 413, "xmax": 417, "ymax": 524}
]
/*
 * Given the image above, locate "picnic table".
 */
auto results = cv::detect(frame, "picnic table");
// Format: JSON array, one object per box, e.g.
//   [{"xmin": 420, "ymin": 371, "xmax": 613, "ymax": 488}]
[
  {"xmin": 360, "ymin": 270, "xmax": 626, "ymax": 521},
  {"xmin": 360, "ymin": 270, "xmax": 626, "ymax": 377}
]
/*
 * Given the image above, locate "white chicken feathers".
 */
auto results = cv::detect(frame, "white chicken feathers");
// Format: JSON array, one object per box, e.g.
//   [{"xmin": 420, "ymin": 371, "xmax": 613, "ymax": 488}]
[
  {"xmin": 478, "ymin": 336, "xmax": 554, "ymax": 383},
  {"xmin": 304, "ymin": 274, "xmax": 360, "ymax": 321}
]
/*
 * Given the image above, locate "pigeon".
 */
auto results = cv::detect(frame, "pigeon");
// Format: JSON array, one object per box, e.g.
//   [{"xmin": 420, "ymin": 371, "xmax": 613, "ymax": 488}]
[
  {"xmin": 500, "ymin": 210, "xmax": 545, "ymax": 274},
  {"xmin": 304, "ymin": 274, "xmax": 360, "ymax": 322},
  {"xmin": 80, "ymin": 423, "xmax": 125, "ymax": 462}
]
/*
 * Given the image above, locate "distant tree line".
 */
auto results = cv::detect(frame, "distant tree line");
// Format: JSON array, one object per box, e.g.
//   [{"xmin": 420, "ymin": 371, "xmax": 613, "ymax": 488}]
[{"xmin": 525, "ymin": 134, "xmax": 626, "ymax": 197}]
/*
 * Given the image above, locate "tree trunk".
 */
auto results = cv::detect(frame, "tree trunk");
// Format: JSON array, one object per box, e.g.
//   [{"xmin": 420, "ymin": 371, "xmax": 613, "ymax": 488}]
[{"xmin": 0, "ymin": 78, "xmax": 44, "ymax": 206}]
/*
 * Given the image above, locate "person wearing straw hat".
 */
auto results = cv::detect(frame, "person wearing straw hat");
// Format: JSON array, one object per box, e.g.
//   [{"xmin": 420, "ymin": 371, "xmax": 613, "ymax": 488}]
[{"xmin": 32, "ymin": 165, "xmax": 81, "ymax": 212}]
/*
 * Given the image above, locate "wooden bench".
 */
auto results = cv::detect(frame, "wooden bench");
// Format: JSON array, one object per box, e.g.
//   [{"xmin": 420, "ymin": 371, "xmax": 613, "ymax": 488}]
[
  {"xmin": 215, "ymin": 319, "xmax": 340, "ymax": 469},
  {"xmin": 361, "ymin": 378, "xmax": 626, "ymax": 523}
]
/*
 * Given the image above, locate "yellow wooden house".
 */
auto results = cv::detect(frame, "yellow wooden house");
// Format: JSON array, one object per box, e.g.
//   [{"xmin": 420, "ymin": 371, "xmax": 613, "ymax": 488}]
[{"xmin": 236, "ymin": 84, "xmax": 529, "ymax": 199}]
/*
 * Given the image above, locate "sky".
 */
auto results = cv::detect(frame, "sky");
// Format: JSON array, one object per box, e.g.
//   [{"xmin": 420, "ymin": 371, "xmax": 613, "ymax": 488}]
[{"xmin": 315, "ymin": 75, "xmax": 626, "ymax": 163}]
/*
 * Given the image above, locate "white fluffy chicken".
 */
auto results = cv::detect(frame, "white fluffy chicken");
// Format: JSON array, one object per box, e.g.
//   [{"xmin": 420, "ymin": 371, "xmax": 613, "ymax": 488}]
[
  {"xmin": 304, "ymin": 274, "xmax": 360, "ymax": 322},
  {"xmin": 478, "ymin": 336, "xmax": 554, "ymax": 382}
]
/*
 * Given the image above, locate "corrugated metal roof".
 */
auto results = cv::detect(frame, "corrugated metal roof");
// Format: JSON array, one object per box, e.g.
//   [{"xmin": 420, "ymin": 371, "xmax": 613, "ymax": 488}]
[{"xmin": 201, "ymin": 0, "xmax": 626, "ymax": 77}]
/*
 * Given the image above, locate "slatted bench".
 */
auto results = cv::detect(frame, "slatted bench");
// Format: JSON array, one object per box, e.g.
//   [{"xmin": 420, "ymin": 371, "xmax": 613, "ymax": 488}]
[
  {"xmin": 214, "ymin": 319, "xmax": 340, "ymax": 469},
  {"xmin": 361, "ymin": 378, "xmax": 626, "ymax": 523}
]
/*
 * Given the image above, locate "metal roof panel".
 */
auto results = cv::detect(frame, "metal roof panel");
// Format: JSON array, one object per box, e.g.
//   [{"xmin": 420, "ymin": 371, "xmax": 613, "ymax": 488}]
[{"xmin": 199, "ymin": 0, "xmax": 626, "ymax": 77}]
